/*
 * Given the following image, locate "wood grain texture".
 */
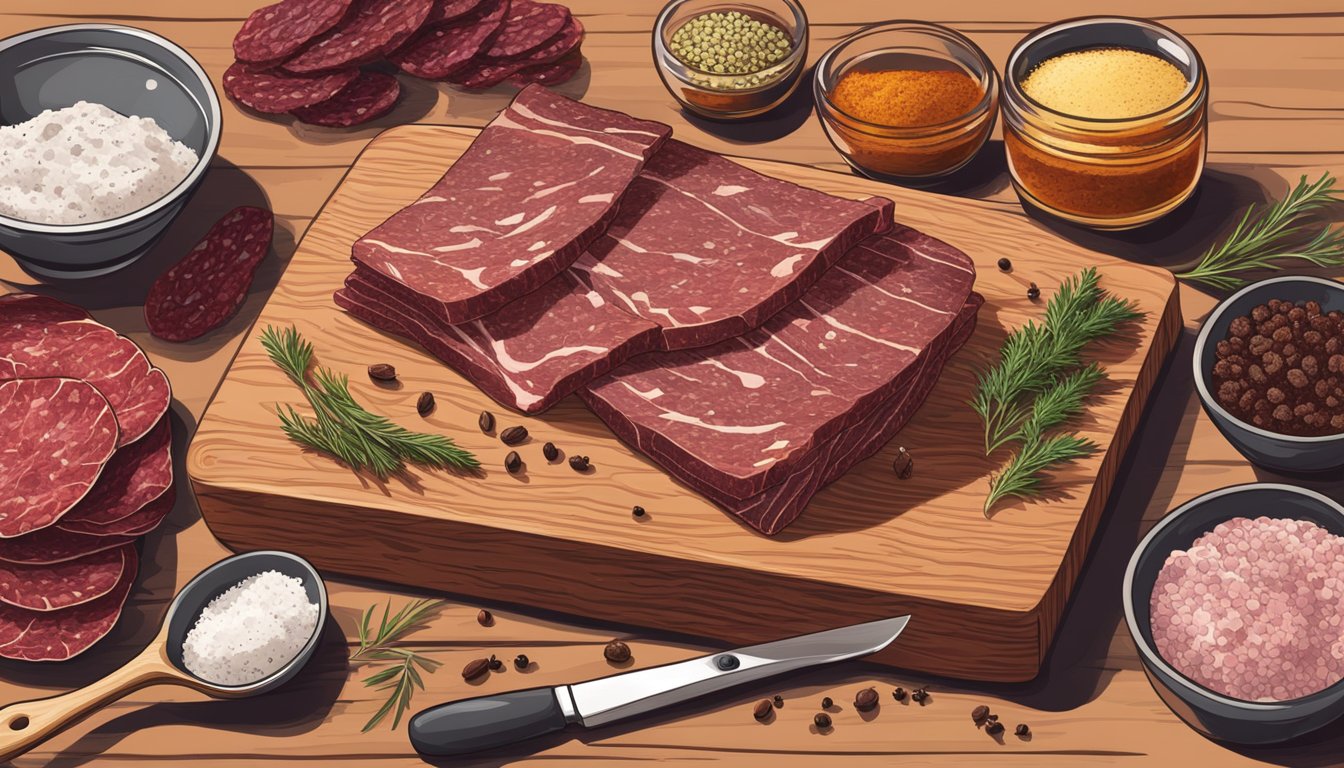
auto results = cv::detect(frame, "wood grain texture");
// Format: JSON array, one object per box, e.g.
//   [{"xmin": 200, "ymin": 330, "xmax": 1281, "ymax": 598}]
[{"xmin": 187, "ymin": 125, "xmax": 1181, "ymax": 682}]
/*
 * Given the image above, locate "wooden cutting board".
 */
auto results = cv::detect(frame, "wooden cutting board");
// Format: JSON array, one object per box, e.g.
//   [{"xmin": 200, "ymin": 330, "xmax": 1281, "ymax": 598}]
[{"xmin": 188, "ymin": 125, "xmax": 1180, "ymax": 683}]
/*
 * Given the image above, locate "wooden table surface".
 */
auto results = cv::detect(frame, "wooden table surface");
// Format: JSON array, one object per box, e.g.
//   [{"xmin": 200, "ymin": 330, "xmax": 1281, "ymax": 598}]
[{"xmin": 0, "ymin": 1, "xmax": 1341, "ymax": 765}]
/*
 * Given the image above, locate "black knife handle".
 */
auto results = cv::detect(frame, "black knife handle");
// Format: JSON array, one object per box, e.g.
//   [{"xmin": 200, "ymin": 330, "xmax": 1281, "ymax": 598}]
[{"xmin": 408, "ymin": 687, "xmax": 570, "ymax": 756}]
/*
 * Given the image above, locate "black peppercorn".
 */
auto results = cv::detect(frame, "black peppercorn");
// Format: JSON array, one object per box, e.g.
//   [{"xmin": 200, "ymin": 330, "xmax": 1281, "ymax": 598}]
[
  {"xmin": 892, "ymin": 687, "xmax": 907, "ymax": 701},
  {"xmin": 514, "ymin": 654, "xmax": 530, "ymax": 670},
  {"xmin": 500, "ymin": 425, "xmax": 529, "ymax": 445},
  {"xmin": 478, "ymin": 410, "xmax": 495, "ymax": 433},
  {"xmin": 504, "ymin": 450, "xmax": 523, "ymax": 474},
  {"xmin": 416, "ymin": 391, "xmax": 435, "ymax": 416},
  {"xmin": 542, "ymin": 441, "xmax": 559, "ymax": 461},
  {"xmin": 820, "ymin": 697, "xmax": 833, "ymax": 709},
  {"xmin": 892, "ymin": 446, "xmax": 913, "ymax": 479},
  {"xmin": 986, "ymin": 720, "xmax": 1005, "ymax": 736},
  {"xmin": 569, "ymin": 454, "xmax": 590, "ymax": 472},
  {"xmin": 632, "ymin": 505, "xmax": 646, "ymax": 518},
  {"xmin": 912, "ymin": 687, "xmax": 930, "ymax": 704},
  {"xmin": 971, "ymin": 704, "xmax": 991, "ymax": 724},
  {"xmin": 997, "ymin": 257, "xmax": 1012, "ymax": 272},
  {"xmin": 477, "ymin": 609, "xmax": 492, "ymax": 626},
  {"xmin": 1015, "ymin": 723, "xmax": 1030, "ymax": 737},
  {"xmin": 813, "ymin": 712, "xmax": 832, "ymax": 729},
  {"xmin": 752, "ymin": 700, "xmax": 773, "ymax": 722},
  {"xmin": 368, "ymin": 363, "xmax": 397, "ymax": 382},
  {"xmin": 1027, "ymin": 283, "xmax": 1041, "ymax": 301},
  {"xmin": 773, "ymin": 695, "xmax": 784, "ymax": 708},
  {"xmin": 488, "ymin": 654, "xmax": 503, "ymax": 671}
]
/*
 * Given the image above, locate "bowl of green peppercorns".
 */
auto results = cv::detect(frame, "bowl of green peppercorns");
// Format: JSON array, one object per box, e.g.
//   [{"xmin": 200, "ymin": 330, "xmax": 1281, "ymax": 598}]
[{"xmin": 653, "ymin": 0, "xmax": 809, "ymax": 119}]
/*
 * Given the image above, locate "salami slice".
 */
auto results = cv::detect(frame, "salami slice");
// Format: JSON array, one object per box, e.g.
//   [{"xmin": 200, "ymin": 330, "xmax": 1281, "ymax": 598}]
[
  {"xmin": 484, "ymin": 0, "xmax": 568, "ymax": 58},
  {"xmin": 233, "ymin": 0, "xmax": 354, "ymax": 64},
  {"xmin": 283, "ymin": 0, "xmax": 434, "ymax": 74},
  {"xmin": 424, "ymin": 0, "xmax": 484, "ymax": 26},
  {"xmin": 0, "ymin": 545, "xmax": 137, "ymax": 661},
  {"xmin": 0, "ymin": 378, "xmax": 117, "ymax": 539},
  {"xmin": 0, "ymin": 528, "xmax": 135, "ymax": 566},
  {"xmin": 60, "ymin": 486, "xmax": 175, "ymax": 538},
  {"xmin": 292, "ymin": 71, "xmax": 401, "ymax": 127},
  {"xmin": 223, "ymin": 62, "xmax": 358, "ymax": 114},
  {"xmin": 389, "ymin": 0, "xmax": 508, "ymax": 80},
  {"xmin": 508, "ymin": 48, "xmax": 582, "ymax": 87},
  {"xmin": 451, "ymin": 16, "xmax": 581, "ymax": 89},
  {"xmin": 60, "ymin": 417, "xmax": 172, "ymax": 528},
  {"xmin": 0, "ymin": 546, "xmax": 129, "ymax": 612},
  {"xmin": 145, "ymin": 207, "xmax": 274, "ymax": 342}
]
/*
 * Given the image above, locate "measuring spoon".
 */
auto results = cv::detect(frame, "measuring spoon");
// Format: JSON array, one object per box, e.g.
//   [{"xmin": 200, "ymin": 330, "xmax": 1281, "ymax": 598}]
[{"xmin": 0, "ymin": 550, "xmax": 328, "ymax": 762}]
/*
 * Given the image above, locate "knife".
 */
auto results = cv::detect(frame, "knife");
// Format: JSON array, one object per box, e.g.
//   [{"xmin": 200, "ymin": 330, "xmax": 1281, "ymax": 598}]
[{"xmin": 407, "ymin": 615, "xmax": 910, "ymax": 756}]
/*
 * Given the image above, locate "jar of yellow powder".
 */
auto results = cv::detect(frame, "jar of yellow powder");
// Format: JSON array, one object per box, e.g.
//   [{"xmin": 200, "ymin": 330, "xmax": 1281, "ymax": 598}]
[{"xmin": 1002, "ymin": 17, "xmax": 1208, "ymax": 229}]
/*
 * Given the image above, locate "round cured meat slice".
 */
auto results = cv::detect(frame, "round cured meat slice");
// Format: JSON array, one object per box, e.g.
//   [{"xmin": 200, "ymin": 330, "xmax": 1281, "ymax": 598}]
[
  {"xmin": 485, "ymin": 0, "xmax": 568, "ymax": 59},
  {"xmin": 0, "ymin": 546, "xmax": 137, "ymax": 661},
  {"xmin": 425, "ymin": 0, "xmax": 484, "ymax": 26},
  {"xmin": 233, "ymin": 0, "xmax": 354, "ymax": 64},
  {"xmin": 0, "ymin": 293, "xmax": 90, "ymax": 325},
  {"xmin": 284, "ymin": 0, "xmax": 434, "ymax": 74},
  {"xmin": 223, "ymin": 62, "xmax": 358, "ymax": 114},
  {"xmin": 452, "ymin": 16, "xmax": 581, "ymax": 89},
  {"xmin": 60, "ymin": 486, "xmax": 175, "ymax": 538},
  {"xmin": 0, "ymin": 527, "xmax": 135, "ymax": 566},
  {"xmin": 60, "ymin": 417, "xmax": 173, "ymax": 528},
  {"xmin": 389, "ymin": 0, "xmax": 508, "ymax": 80},
  {"xmin": 145, "ymin": 207, "xmax": 274, "ymax": 342},
  {"xmin": 508, "ymin": 49, "xmax": 582, "ymax": 87},
  {"xmin": 0, "ymin": 546, "xmax": 129, "ymax": 612},
  {"xmin": 0, "ymin": 378, "xmax": 117, "ymax": 539},
  {"xmin": 292, "ymin": 71, "xmax": 401, "ymax": 127}
]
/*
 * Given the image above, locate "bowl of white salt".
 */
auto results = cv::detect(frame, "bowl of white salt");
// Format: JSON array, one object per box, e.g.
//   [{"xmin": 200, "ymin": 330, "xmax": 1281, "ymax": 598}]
[
  {"xmin": 0, "ymin": 24, "xmax": 220, "ymax": 277},
  {"xmin": 1124, "ymin": 483, "xmax": 1344, "ymax": 745}
]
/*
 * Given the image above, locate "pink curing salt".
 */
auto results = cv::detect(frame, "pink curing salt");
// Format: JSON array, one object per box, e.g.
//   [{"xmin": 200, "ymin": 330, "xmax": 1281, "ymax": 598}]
[{"xmin": 1150, "ymin": 516, "xmax": 1344, "ymax": 702}]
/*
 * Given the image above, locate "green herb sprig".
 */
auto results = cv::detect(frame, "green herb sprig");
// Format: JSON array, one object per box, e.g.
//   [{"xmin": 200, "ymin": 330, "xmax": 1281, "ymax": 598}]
[
  {"xmin": 351, "ymin": 599, "xmax": 446, "ymax": 732},
  {"xmin": 262, "ymin": 325, "xmax": 478, "ymax": 478},
  {"xmin": 1176, "ymin": 172, "xmax": 1344, "ymax": 290}
]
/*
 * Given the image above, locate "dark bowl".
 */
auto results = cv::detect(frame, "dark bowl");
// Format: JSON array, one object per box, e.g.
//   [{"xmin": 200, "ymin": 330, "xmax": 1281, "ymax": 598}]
[
  {"xmin": 1123, "ymin": 483, "xmax": 1344, "ymax": 744},
  {"xmin": 0, "ymin": 24, "xmax": 221, "ymax": 278},
  {"xmin": 1192, "ymin": 275, "xmax": 1344, "ymax": 474}
]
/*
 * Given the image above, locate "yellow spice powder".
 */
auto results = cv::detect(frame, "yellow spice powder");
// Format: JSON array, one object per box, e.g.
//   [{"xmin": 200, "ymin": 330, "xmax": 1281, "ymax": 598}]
[{"xmin": 1021, "ymin": 48, "xmax": 1188, "ymax": 119}]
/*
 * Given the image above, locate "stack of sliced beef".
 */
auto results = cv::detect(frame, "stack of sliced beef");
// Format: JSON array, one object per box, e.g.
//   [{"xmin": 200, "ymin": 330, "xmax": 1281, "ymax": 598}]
[
  {"xmin": 0, "ymin": 295, "xmax": 174, "ymax": 660},
  {"xmin": 337, "ymin": 86, "xmax": 981, "ymax": 535}
]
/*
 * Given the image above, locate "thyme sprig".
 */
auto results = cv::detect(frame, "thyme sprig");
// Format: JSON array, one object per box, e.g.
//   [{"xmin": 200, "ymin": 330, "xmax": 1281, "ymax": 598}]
[
  {"xmin": 351, "ymin": 599, "xmax": 446, "ymax": 732},
  {"xmin": 261, "ymin": 325, "xmax": 479, "ymax": 478},
  {"xmin": 1176, "ymin": 172, "xmax": 1344, "ymax": 290}
]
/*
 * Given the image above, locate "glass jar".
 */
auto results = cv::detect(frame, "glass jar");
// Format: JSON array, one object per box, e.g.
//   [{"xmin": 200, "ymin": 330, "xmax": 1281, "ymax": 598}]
[{"xmin": 1002, "ymin": 17, "xmax": 1208, "ymax": 229}]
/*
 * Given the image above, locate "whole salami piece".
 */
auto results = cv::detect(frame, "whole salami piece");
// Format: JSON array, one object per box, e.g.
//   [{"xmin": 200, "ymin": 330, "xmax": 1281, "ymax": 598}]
[
  {"xmin": 451, "ymin": 16, "xmax": 582, "ymax": 89},
  {"xmin": 60, "ymin": 486, "xmax": 175, "ymax": 538},
  {"xmin": 484, "ymin": 0, "xmax": 568, "ymax": 58},
  {"xmin": 233, "ymin": 0, "xmax": 354, "ymax": 64},
  {"xmin": 283, "ymin": 0, "xmax": 434, "ymax": 74},
  {"xmin": 0, "ymin": 295, "xmax": 171, "ymax": 448},
  {"xmin": 0, "ymin": 546, "xmax": 138, "ymax": 661},
  {"xmin": 424, "ymin": 0, "xmax": 485, "ymax": 26},
  {"xmin": 0, "ymin": 527, "xmax": 135, "ymax": 566},
  {"xmin": 145, "ymin": 206, "xmax": 275, "ymax": 342},
  {"xmin": 0, "ymin": 378, "xmax": 117, "ymax": 538},
  {"xmin": 0, "ymin": 546, "xmax": 129, "ymax": 612},
  {"xmin": 389, "ymin": 0, "xmax": 508, "ymax": 80},
  {"xmin": 508, "ymin": 49, "xmax": 582, "ymax": 87},
  {"xmin": 223, "ymin": 62, "xmax": 358, "ymax": 114},
  {"xmin": 292, "ymin": 71, "xmax": 401, "ymax": 127},
  {"xmin": 59, "ymin": 417, "xmax": 173, "ymax": 528}
]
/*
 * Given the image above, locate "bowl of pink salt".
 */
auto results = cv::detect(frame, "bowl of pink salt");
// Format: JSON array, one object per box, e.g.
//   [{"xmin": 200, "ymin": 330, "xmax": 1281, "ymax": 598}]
[{"xmin": 1124, "ymin": 483, "xmax": 1344, "ymax": 744}]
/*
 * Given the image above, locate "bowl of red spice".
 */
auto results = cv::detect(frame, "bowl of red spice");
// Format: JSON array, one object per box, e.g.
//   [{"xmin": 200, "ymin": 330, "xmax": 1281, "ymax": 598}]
[
  {"xmin": 1193, "ymin": 275, "xmax": 1344, "ymax": 474},
  {"xmin": 1124, "ymin": 483, "xmax": 1344, "ymax": 744},
  {"xmin": 813, "ymin": 22, "xmax": 998, "ymax": 183}
]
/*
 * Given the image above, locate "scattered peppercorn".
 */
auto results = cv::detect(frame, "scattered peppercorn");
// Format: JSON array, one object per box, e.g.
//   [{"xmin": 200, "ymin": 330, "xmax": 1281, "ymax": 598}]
[
  {"xmin": 504, "ymin": 450, "xmax": 523, "ymax": 474},
  {"xmin": 462, "ymin": 658, "xmax": 490, "ymax": 680},
  {"xmin": 668, "ymin": 10, "xmax": 793, "ymax": 88},
  {"xmin": 820, "ymin": 697, "xmax": 833, "ymax": 709},
  {"xmin": 1027, "ymin": 283, "xmax": 1041, "ymax": 301},
  {"xmin": 912, "ymin": 687, "xmax": 930, "ymax": 704},
  {"xmin": 368, "ymin": 363, "xmax": 397, "ymax": 381},
  {"xmin": 986, "ymin": 720, "xmax": 1005, "ymax": 736},
  {"xmin": 477, "ymin": 609, "xmax": 492, "ymax": 626},
  {"xmin": 971, "ymin": 705, "xmax": 991, "ymax": 724},
  {"xmin": 892, "ymin": 687, "xmax": 907, "ymax": 701},
  {"xmin": 997, "ymin": 257, "xmax": 1012, "ymax": 272},
  {"xmin": 892, "ymin": 446, "xmax": 913, "ymax": 479},
  {"xmin": 632, "ymin": 505, "xmax": 646, "ymax": 519},
  {"xmin": 542, "ymin": 441, "xmax": 559, "ymax": 461},
  {"xmin": 604, "ymin": 640, "xmax": 632, "ymax": 663},
  {"xmin": 415, "ymin": 391, "xmax": 435, "ymax": 416},
  {"xmin": 813, "ymin": 712, "xmax": 832, "ymax": 729},
  {"xmin": 569, "ymin": 455, "xmax": 591, "ymax": 472},
  {"xmin": 478, "ymin": 410, "xmax": 495, "ymax": 433},
  {"xmin": 500, "ymin": 425, "xmax": 529, "ymax": 445},
  {"xmin": 753, "ymin": 699, "xmax": 774, "ymax": 721},
  {"xmin": 488, "ymin": 654, "xmax": 504, "ymax": 671},
  {"xmin": 1015, "ymin": 723, "xmax": 1031, "ymax": 737},
  {"xmin": 773, "ymin": 695, "xmax": 784, "ymax": 708},
  {"xmin": 515, "ymin": 654, "xmax": 530, "ymax": 670},
  {"xmin": 854, "ymin": 687, "xmax": 879, "ymax": 712}
]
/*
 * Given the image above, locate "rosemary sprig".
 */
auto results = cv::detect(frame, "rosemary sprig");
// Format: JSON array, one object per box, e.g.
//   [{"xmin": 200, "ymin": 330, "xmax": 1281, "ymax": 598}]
[
  {"xmin": 261, "ymin": 325, "xmax": 479, "ymax": 478},
  {"xmin": 351, "ymin": 599, "xmax": 446, "ymax": 732},
  {"xmin": 1176, "ymin": 172, "xmax": 1344, "ymax": 290},
  {"xmin": 983, "ymin": 426, "xmax": 1096, "ymax": 515}
]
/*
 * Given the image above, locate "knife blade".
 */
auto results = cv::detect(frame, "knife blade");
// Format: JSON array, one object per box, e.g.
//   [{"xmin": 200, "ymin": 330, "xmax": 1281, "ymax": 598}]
[{"xmin": 407, "ymin": 616, "xmax": 910, "ymax": 756}]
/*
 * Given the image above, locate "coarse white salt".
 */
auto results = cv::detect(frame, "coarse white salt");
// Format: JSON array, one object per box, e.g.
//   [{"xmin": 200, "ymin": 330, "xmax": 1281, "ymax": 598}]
[
  {"xmin": 0, "ymin": 101, "xmax": 198, "ymax": 226},
  {"xmin": 182, "ymin": 570, "xmax": 319, "ymax": 687},
  {"xmin": 1150, "ymin": 516, "xmax": 1344, "ymax": 702}
]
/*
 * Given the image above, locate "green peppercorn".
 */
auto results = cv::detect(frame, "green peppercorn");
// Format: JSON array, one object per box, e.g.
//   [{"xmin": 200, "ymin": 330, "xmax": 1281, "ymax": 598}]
[{"xmin": 668, "ymin": 9, "xmax": 794, "ymax": 85}]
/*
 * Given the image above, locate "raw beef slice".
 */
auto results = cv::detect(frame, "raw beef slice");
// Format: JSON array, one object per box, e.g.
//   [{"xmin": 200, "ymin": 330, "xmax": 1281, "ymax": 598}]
[
  {"xmin": 233, "ymin": 0, "xmax": 354, "ymax": 64},
  {"xmin": 582, "ymin": 226, "xmax": 979, "ymax": 509},
  {"xmin": 60, "ymin": 416, "xmax": 173, "ymax": 528},
  {"xmin": 0, "ymin": 545, "xmax": 130, "ymax": 612},
  {"xmin": 349, "ymin": 85, "xmax": 671, "ymax": 325},
  {"xmin": 338, "ymin": 268, "xmax": 660, "ymax": 413},
  {"xmin": 0, "ymin": 295, "xmax": 171, "ymax": 447},
  {"xmin": 572, "ymin": 140, "xmax": 894, "ymax": 350},
  {"xmin": 0, "ymin": 545, "xmax": 138, "ymax": 661},
  {"xmin": 0, "ymin": 378, "xmax": 118, "ymax": 538}
]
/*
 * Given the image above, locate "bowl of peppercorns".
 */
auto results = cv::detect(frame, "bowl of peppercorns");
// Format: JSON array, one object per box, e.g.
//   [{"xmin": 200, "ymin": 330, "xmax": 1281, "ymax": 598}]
[{"xmin": 1194, "ymin": 275, "xmax": 1344, "ymax": 474}]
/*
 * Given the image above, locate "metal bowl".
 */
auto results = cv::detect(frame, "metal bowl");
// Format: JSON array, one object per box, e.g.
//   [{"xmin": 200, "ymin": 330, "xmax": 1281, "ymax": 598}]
[
  {"xmin": 1192, "ymin": 275, "xmax": 1344, "ymax": 474},
  {"xmin": 1123, "ymin": 483, "xmax": 1344, "ymax": 744},
  {"xmin": 0, "ymin": 24, "xmax": 221, "ymax": 278}
]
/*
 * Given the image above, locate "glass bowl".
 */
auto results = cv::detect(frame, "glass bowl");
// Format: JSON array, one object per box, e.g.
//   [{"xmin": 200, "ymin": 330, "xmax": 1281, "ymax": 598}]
[
  {"xmin": 652, "ymin": 0, "xmax": 809, "ymax": 120},
  {"xmin": 813, "ymin": 22, "xmax": 998, "ymax": 183}
]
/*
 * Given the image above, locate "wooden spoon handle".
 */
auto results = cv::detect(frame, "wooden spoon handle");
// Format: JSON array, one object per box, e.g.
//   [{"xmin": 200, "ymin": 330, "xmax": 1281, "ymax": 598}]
[{"xmin": 0, "ymin": 642, "xmax": 181, "ymax": 762}]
